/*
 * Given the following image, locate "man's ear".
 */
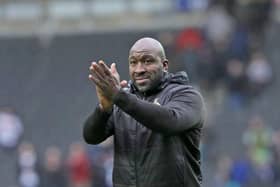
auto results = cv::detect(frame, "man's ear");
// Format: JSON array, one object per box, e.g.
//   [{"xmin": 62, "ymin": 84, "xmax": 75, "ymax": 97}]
[{"xmin": 162, "ymin": 60, "xmax": 168, "ymax": 71}]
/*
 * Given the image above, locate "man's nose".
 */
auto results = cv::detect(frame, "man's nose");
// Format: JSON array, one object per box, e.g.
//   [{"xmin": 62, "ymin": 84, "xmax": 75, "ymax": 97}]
[{"xmin": 134, "ymin": 63, "xmax": 145, "ymax": 73}]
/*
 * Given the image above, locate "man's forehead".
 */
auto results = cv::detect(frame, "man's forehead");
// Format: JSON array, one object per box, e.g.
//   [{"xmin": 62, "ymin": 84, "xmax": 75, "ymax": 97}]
[
  {"xmin": 130, "ymin": 45, "xmax": 159, "ymax": 53},
  {"xmin": 129, "ymin": 46, "xmax": 161, "ymax": 59},
  {"xmin": 129, "ymin": 50, "xmax": 155, "ymax": 57}
]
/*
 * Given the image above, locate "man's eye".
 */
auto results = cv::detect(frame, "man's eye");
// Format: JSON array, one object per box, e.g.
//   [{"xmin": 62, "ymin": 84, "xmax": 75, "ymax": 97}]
[
  {"xmin": 129, "ymin": 61, "xmax": 136, "ymax": 65},
  {"xmin": 144, "ymin": 59, "xmax": 153, "ymax": 64}
]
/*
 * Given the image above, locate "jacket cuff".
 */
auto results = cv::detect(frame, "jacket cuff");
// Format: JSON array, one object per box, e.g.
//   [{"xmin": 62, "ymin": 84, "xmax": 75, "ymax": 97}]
[
  {"xmin": 113, "ymin": 89, "xmax": 129, "ymax": 109},
  {"xmin": 95, "ymin": 104, "xmax": 113, "ymax": 117}
]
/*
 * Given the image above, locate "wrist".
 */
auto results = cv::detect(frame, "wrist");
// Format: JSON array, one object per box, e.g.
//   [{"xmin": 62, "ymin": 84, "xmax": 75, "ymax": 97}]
[{"xmin": 99, "ymin": 103, "xmax": 113, "ymax": 113}]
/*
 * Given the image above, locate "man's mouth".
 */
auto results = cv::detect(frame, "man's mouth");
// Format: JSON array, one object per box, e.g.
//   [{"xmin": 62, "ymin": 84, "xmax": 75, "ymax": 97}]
[{"xmin": 135, "ymin": 78, "xmax": 149, "ymax": 85}]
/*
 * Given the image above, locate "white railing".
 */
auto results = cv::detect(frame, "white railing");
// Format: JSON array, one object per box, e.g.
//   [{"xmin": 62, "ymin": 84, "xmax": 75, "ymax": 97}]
[
  {"xmin": 0, "ymin": 0, "xmax": 179, "ymax": 21},
  {"xmin": 0, "ymin": 0, "xmax": 209, "ymax": 35}
]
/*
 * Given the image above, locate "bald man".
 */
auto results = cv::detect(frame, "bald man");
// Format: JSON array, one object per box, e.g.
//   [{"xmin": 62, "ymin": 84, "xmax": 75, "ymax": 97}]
[{"xmin": 83, "ymin": 37, "xmax": 205, "ymax": 187}]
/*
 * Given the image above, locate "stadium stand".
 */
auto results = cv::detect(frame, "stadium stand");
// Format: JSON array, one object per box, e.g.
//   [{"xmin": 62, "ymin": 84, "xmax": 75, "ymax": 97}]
[{"xmin": 0, "ymin": 1, "xmax": 279, "ymax": 187}]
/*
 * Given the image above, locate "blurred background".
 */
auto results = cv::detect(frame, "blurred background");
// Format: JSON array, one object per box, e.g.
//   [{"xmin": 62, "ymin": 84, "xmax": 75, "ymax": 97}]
[{"xmin": 0, "ymin": 0, "xmax": 279, "ymax": 187}]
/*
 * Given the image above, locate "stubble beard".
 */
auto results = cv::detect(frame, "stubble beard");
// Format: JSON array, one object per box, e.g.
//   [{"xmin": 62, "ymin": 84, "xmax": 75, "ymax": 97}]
[
  {"xmin": 135, "ymin": 83, "xmax": 151, "ymax": 93},
  {"xmin": 134, "ymin": 73, "xmax": 163, "ymax": 93}
]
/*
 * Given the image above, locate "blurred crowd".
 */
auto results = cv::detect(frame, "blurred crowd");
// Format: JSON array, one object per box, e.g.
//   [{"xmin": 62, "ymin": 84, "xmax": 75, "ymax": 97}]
[
  {"xmin": 170, "ymin": 1, "xmax": 276, "ymax": 187},
  {"xmin": 213, "ymin": 116, "xmax": 280, "ymax": 187},
  {"xmin": 0, "ymin": 111, "xmax": 114, "ymax": 187},
  {"xmin": 2, "ymin": 113, "xmax": 280, "ymax": 187},
  {"xmin": 15, "ymin": 140, "xmax": 113, "ymax": 187},
  {"xmin": 162, "ymin": 0, "xmax": 273, "ymax": 113},
  {"xmin": 0, "ymin": 1, "xmax": 278, "ymax": 187}
]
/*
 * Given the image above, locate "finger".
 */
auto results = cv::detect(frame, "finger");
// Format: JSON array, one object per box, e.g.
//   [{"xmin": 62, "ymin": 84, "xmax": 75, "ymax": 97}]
[
  {"xmin": 89, "ymin": 69, "xmax": 103, "ymax": 84},
  {"xmin": 120, "ymin": 80, "xmax": 128, "ymax": 88},
  {"xmin": 98, "ymin": 60, "xmax": 111, "ymax": 76},
  {"xmin": 89, "ymin": 61, "xmax": 97, "ymax": 73},
  {"xmin": 90, "ymin": 61, "xmax": 107, "ymax": 78},
  {"xmin": 110, "ymin": 63, "xmax": 117, "ymax": 74},
  {"xmin": 90, "ymin": 62, "xmax": 106, "ymax": 80},
  {"xmin": 88, "ymin": 73, "xmax": 103, "ymax": 88},
  {"xmin": 89, "ymin": 63, "xmax": 95, "ymax": 75},
  {"xmin": 89, "ymin": 73, "xmax": 99, "ymax": 84},
  {"xmin": 89, "ymin": 62, "xmax": 99, "ymax": 74},
  {"xmin": 110, "ymin": 63, "xmax": 121, "ymax": 82}
]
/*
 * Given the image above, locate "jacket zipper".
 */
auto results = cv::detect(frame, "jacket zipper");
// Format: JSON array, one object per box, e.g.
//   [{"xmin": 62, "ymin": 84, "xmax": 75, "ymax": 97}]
[
  {"xmin": 135, "ymin": 121, "xmax": 138, "ymax": 187},
  {"xmin": 135, "ymin": 93, "xmax": 147, "ymax": 187}
]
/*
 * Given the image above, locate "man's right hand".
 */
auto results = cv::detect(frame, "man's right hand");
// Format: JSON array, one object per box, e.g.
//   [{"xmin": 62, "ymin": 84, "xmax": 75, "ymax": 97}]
[{"xmin": 89, "ymin": 60, "xmax": 127, "ymax": 112}]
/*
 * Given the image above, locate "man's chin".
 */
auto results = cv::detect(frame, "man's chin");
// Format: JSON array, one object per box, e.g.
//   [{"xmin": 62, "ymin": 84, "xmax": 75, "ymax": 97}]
[{"xmin": 135, "ymin": 84, "xmax": 150, "ymax": 93}]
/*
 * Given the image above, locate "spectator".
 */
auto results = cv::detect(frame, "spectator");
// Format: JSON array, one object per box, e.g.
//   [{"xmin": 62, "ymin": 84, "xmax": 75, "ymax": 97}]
[
  {"xmin": 229, "ymin": 155, "xmax": 253, "ymax": 187},
  {"xmin": 0, "ymin": 107, "xmax": 23, "ymax": 151},
  {"xmin": 234, "ymin": 0, "xmax": 272, "ymax": 43},
  {"xmin": 17, "ymin": 142, "xmax": 40, "ymax": 187},
  {"xmin": 41, "ymin": 146, "xmax": 67, "ymax": 187},
  {"xmin": 157, "ymin": 31, "xmax": 176, "ymax": 71},
  {"xmin": 204, "ymin": 5, "xmax": 235, "ymax": 46},
  {"xmin": 246, "ymin": 52, "xmax": 273, "ymax": 97},
  {"xmin": 242, "ymin": 116, "xmax": 273, "ymax": 175},
  {"xmin": 225, "ymin": 58, "xmax": 248, "ymax": 108},
  {"xmin": 89, "ymin": 149, "xmax": 107, "ymax": 187},
  {"xmin": 175, "ymin": 27, "xmax": 204, "ymax": 83},
  {"xmin": 175, "ymin": 28, "xmax": 204, "ymax": 52},
  {"xmin": 228, "ymin": 24, "xmax": 250, "ymax": 61},
  {"xmin": 212, "ymin": 155, "xmax": 240, "ymax": 187},
  {"xmin": 271, "ymin": 129, "xmax": 280, "ymax": 185},
  {"xmin": 67, "ymin": 142, "xmax": 92, "ymax": 187},
  {"xmin": 103, "ymin": 152, "xmax": 113, "ymax": 187}
]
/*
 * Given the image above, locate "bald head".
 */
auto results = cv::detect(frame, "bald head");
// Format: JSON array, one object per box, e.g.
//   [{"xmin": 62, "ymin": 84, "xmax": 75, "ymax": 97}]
[{"xmin": 130, "ymin": 37, "xmax": 166, "ymax": 60}]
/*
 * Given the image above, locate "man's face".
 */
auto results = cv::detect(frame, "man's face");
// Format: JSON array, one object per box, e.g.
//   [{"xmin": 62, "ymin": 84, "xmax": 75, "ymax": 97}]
[{"xmin": 128, "ymin": 51, "xmax": 167, "ymax": 92}]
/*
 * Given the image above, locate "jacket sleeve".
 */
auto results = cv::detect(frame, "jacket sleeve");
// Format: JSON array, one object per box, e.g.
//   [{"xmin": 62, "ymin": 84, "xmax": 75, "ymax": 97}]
[
  {"xmin": 83, "ymin": 105, "xmax": 114, "ymax": 144},
  {"xmin": 113, "ymin": 87, "xmax": 205, "ymax": 135}
]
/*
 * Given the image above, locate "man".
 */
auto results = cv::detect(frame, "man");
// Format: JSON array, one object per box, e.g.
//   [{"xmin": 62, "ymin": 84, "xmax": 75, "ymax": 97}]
[
  {"xmin": 0, "ymin": 107, "xmax": 23, "ymax": 151},
  {"xmin": 83, "ymin": 37, "xmax": 205, "ymax": 187}
]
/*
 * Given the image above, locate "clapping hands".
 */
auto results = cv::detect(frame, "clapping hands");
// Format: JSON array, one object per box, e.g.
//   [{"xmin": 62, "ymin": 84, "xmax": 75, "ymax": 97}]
[{"xmin": 89, "ymin": 60, "xmax": 127, "ymax": 111}]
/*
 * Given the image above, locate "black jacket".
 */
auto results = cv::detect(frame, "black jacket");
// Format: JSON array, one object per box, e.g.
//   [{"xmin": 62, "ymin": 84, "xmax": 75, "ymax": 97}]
[{"xmin": 83, "ymin": 71, "xmax": 205, "ymax": 187}]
